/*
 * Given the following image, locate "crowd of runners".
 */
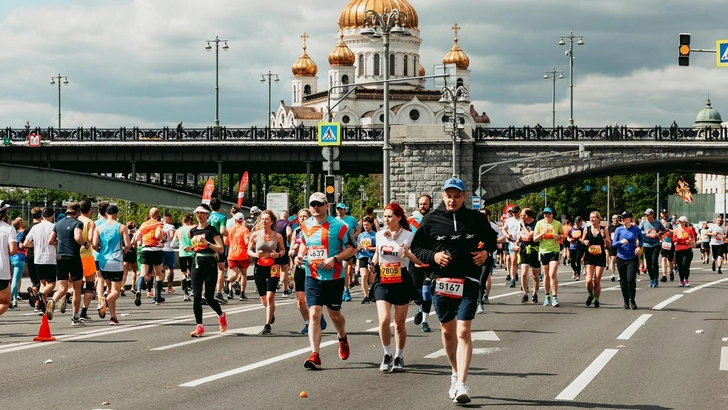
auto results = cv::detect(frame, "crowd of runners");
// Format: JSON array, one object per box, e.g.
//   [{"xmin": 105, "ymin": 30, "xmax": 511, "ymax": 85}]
[{"xmin": 0, "ymin": 178, "xmax": 720, "ymax": 405}]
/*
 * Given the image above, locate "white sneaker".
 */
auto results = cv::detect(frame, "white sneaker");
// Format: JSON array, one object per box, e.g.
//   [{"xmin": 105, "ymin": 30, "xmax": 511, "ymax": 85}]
[
  {"xmin": 453, "ymin": 382, "xmax": 471, "ymax": 404},
  {"xmin": 476, "ymin": 304, "xmax": 484, "ymax": 314},
  {"xmin": 449, "ymin": 374, "xmax": 458, "ymax": 399}
]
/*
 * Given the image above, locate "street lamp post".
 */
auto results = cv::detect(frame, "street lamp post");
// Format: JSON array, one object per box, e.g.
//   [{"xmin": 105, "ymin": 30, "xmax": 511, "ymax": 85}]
[
  {"xmin": 361, "ymin": 7, "xmax": 411, "ymax": 205},
  {"xmin": 205, "ymin": 36, "xmax": 229, "ymax": 128},
  {"xmin": 558, "ymin": 31, "xmax": 584, "ymax": 128},
  {"xmin": 50, "ymin": 73, "xmax": 69, "ymax": 129},
  {"xmin": 260, "ymin": 71, "xmax": 280, "ymax": 129},
  {"xmin": 439, "ymin": 86, "xmax": 470, "ymax": 178},
  {"xmin": 543, "ymin": 67, "xmax": 564, "ymax": 128}
]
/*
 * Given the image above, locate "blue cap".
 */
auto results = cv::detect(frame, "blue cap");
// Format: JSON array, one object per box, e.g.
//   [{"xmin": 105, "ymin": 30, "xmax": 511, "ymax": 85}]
[
  {"xmin": 57, "ymin": 213, "xmax": 66, "ymax": 221},
  {"xmin": 336, "ymin": 203, "xmax": 346, "ymax": 209},
  {"xmin": 543, "ymin": 207, "xmax": 554, "ymax": 214},
  {"xmin": 442, "ymin": 177, "xmax": 465, "ymax": 192}
]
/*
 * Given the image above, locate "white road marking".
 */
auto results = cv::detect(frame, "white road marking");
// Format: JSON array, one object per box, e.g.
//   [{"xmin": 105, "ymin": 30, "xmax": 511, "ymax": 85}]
[
  {"xmin": 179, "ymin": 340, "xmax": 338, "ymax": 387},
  {"xmin": 652, "ymin": 295, "xmax": 684, "ymax": 310},
  {"xmin": 721, "ymin": 347, "xmax": 728, "ymax": 371},
  {"xmin": 150, "ymin": 327, "xmax": 251, "ymax": 351},
  {"xmin": 367, "ymin": 317, "xmax": 413, "ymax": 332},
  {"xmin": 602, "ymin": 285, "xmax": 621, "ymax": 291},
  {"xmin": 424, "ymin": 347, "xmax": 505, "ymax": 359},
  {"xmin": 617, "ymin": 314, "xmax": 652, "ymax": 340},
  {"xmin": 555, "ymin": 349, "xmax": 619, "ymax": 400},
  {"xmin": 472, "ymin": 330, "xmax": 500, "ymax": 341},
  {"xmin": 683, "ymin": 277, "xmax": 728, "ymax": 294}
]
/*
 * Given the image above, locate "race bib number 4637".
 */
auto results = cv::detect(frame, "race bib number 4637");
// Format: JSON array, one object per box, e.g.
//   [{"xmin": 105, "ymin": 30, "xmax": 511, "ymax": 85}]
[
  {"xmin": 307, "ymin": 246, "xmax": 327, "ymax": 261},
  {"xmin": 435, "ymin": 277, "xmax": 465, "ymax": 299}
]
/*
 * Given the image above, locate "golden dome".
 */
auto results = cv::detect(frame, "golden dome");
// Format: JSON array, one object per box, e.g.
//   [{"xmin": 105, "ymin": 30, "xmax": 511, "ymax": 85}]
[
  {"xmin": 339, "ymin": 0, "xmax": 419, "ymax": 30},
  {"xmin": 418, "ymin": 64, "xmax": 425, "ymax": 77},
  {"xmin": 442, "ymin": 23, "xmax": 469, "ymax": 70},
  {"xmin": 328, "ymin": 35, "xmax": 356, "ymax": 66},
  {"xmin": 292, "ymin": 32, "xmax": 318, "ymax": 77}
]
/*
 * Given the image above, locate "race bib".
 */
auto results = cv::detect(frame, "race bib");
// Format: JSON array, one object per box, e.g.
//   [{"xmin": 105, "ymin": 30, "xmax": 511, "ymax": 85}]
[
  {"xmin": 380, "ymin": 262, "xmax": 403, "ymax": 284},
  {"xmin": 435, "ymin": 277, "xmax": 465, "ymax": 299},
  {"xmin": 661, "ymin": 241, "xmax": 672, "ymax": 250},
  {"xmin": 587, "ymin": 245, "xmax": 602, "ymax": 255},
  {"xmin": 307, "ymin": 246, "xmax": 327, "ymax": 262},
  {"xmin": 191, "ymin": 235, "xmax": 207, "ymax": 252},
  {"xmin": 360, "ymin": 238, "xmax": 372, "ymax": 249},
  {"xmin": 571, "ymin": 230, "xmax": 582, "ymax": 239},
  {"xmin": 270, "ymin": 264, "xmax": 281, "ymax": 278},
  {"xmin": 646, "ymin": 230, "xmax": 659, "ymax": 239}
]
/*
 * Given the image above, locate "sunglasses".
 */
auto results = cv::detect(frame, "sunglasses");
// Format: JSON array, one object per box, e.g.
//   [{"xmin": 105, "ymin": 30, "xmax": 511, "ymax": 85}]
[{"xmin": 310, "ymin": 201, "xmax": 326, "ymax": 207}]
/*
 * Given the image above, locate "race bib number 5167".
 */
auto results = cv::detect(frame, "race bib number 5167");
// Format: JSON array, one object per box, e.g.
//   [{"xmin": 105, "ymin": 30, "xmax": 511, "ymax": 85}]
[{"xmin": 435, "ymin": 277, "xmax": 465, "ymax": 299}]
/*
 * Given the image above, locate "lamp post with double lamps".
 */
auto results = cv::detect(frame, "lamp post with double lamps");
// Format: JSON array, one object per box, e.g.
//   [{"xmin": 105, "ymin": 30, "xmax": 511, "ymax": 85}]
[
  {"xmin": 543, "ymin": 67, "xmax": 564, "ymax": 128},
  {"xmin": 50, "ymin": 73, "xmax": 69, "ymax": 129},
  {"xmin": 558, "ymin": 31, "xmax": 584, "ymax": 128},
  {"xmin": 205, "ymin": 36, "xmax": 229, "ymax": 129},
  {"xmin": 260, "ymin": 71, "xmax": 280, "ymax": 129},
  {"xmin": 439, "ymin": 86, "xmax": 470, "ymax": 178},
  {"xmin": 360, "ymin": 7, "xmax": 411, "ymax": 205}
]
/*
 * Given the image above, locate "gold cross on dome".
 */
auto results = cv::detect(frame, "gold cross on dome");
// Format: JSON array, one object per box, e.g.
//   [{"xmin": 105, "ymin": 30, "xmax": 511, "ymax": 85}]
[
  {"xmin": 451, "ymin": 23, "xmax": 461, "ymax": 39},
  {"xmin": 301, "ymin": 32, "xmax": 309, "ymax": 49}
]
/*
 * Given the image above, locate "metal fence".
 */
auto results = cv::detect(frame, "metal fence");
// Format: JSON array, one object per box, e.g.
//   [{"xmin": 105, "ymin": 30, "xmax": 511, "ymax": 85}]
[{"xmin": 474, "ymin": 126, "xmax": 728, "ymax": 141}]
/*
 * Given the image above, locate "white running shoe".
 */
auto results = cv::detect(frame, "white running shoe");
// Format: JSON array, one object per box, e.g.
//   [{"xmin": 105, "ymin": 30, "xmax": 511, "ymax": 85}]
[
  {"xmin": 452, "ymin": 382, "xmax": 471, "ymax": 404},
  {"xmin": 449, "ymin": 374, "xmax": 458, "ymax": 399}
]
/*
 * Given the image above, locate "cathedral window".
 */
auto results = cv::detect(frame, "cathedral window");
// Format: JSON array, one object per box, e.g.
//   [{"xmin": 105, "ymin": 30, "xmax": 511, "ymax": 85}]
[
  {"xmin": 358, "ymin": 54, "xmax": 365, "ymax": 76},
  {"xmin": 304, "ymin": 85, "xmax": 311, "ymax": 95},
  {"xmin": 403, "ymin": 55, "xmax": 408, "ymax": 76},
  {"xmin": 389, "ymin": 53, "xmax": 395, "ymax": 76},
  {"xmin": 374, "ymin": 54, "xmax": 380, "ymax": 76}
]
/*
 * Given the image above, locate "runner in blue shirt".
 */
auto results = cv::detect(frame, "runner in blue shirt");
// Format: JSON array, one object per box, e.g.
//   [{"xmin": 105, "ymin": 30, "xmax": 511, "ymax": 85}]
[{"xmin": 336, "ymin": 203, "xmax": 360, "ymax": 302}]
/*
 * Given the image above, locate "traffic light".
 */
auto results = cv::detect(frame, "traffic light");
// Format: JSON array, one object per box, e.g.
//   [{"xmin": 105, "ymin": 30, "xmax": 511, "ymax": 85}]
[
  {"xmin": 325, "ymin": 175, "xmax": 335, "ymax": 203},
  {"xmin": 678, "ymin": 33, "xmax": 691, "ymax": 66},
  {"xmin": 2, "ymin": 135, "xmax": 10, "ymax": 146}
]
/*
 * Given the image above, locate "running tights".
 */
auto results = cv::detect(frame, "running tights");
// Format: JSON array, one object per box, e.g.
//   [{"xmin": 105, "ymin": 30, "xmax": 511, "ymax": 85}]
[
  {"xmin": 617, "ymin": 257, "xmax": 638, "ymax": 303},
  {"xmin": 569, "ymin": 249, "xmax": 583, "ymax": 275},
  {"xmin": 191, "ymin": 264, "xmax": 222, "ymax": 324},
  {"xmin": 675, "ymin": 249, "xmax": 693, "ymax": 282},
  {"xmin": 479, "ymin": 256, "xmax": 493, "ymax": 302},
  {"xmin": 643, "ymin": 247, "xmax": 660, "ymax": 281}
]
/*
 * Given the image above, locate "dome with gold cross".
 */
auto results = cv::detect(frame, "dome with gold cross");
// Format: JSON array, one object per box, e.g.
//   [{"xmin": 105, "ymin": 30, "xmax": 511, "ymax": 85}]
[
  {"xmin": 328, "ymin": 34, "xmax": 356, "ymax": 66},
  {"xmin": 338, "ymin": 0, "xmax": 419, "ymax": 30},
  {"xmin": 292, "ymin": 33, "xmax": 318, "ymax": 77},
  {"xmin": 442, "ymin": 23, "xmax": 469, "ymax": 70}
]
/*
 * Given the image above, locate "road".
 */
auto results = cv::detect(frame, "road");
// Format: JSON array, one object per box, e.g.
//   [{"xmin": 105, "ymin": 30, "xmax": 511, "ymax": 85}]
[{"xmin": 1, "ymin": 254, "xmax": 727, "ymax": 410}]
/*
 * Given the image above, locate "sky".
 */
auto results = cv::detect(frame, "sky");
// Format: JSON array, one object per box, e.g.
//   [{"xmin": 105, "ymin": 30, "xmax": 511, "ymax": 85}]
[{"xmin": 0, "ymin": 0, "xmax": 726, "ymax": 129}]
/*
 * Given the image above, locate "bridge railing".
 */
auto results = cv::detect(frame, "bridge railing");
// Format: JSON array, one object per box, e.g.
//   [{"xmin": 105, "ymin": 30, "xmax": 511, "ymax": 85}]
[
  {"xmin": 1, "ymin": 126, "xmax": 385, "ymax": 143},
  {"xmin": 474, "ymin": 126, "xmax": 728, "ymax": 141}
]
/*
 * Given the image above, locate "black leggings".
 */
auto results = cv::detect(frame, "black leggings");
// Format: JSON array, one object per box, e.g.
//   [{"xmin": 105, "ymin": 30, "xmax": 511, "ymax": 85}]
[
  {"xmin": 643, "ymin": 247, "xmax": 661, "ymax": 281},
  {"xmin": 675, "ymin": 249, "xmax": 693, "ymax": 282},
  {"xmin": 191, "ymin": 260, "xmax": 222, "ymax": 324},
  {"xmin": 479, "ymin": 256, "xmax": 493, "ymax": 301},
  {"xmin": 569, "ymin": 248, "xmax": 583, "ymax": 274},
  {"xmin": 617, "ymin": 257, "xmax": 638, "ymax": 303}
]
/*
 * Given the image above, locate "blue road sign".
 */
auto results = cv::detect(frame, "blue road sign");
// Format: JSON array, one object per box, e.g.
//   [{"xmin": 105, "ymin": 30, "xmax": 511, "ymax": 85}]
[
  {"xmin": 539, "ymin": 192, "xmax": 545, "ymax": 198},
  {"xmin": 601, "ymin": 185, "xmax": 608, "ymax": 192},
  {"xmin": 317, "ymin": 122, "xmax": 341, "ymax": 146},
  {"xmin": 717, "ymin": 39, "xmax": 728, "ymax": 67},
  {"xmin": 585, "ymin": 184, "xmax": 591, "ymax": 192},
  {"xmin": 472, "ymin": 195, "xmax": 481, "ymax": 210},
  {"xmin": 627, "ymin": 186, "xmax": 634, "ymax": 193}
]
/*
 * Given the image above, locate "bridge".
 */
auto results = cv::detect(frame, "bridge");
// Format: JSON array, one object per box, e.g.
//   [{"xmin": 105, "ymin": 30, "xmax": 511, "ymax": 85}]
[{"xmin": 3, "ymin": 125, "xmax": 728, "ymax": 208}]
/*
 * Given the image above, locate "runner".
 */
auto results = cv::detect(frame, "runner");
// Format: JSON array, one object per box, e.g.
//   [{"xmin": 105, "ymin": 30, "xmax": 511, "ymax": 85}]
[
  {"xmin": 289, "ymin": 208, "xmax": 327, "ymax": 334},
  {"xmin": 245, "ymin": 206, "xmax": 261, "ymax": 231},
  {"xmin": 23, "ymin": 207, "xmax": 43, "ymax": 310},
  {"xmin": 369, "ymin": 202, "xmax": 421, "ymax": 372},
  {"xmin": 22, "ymin": 207, "xmax": 57, "ymax": 315},
  {"xmin": 639, "ymin": 208, "xmax": 666, "ymax": 288},
  {"xmin": 296, "ymin": 192, "xmax": 356, "ymax": 370},
  {"xmin": 185, "ymin": 203, "xmax": 227, "ymax": 337},
  {"xmin": 607, "ymin": 214, "xmax": 621, "ymax": 281},
  {"xmin": 9, "ymin": 218, "xmax": 26, "ymax": 308},
  {"xmin": 162, "ymin": 212, "xmax": 177, "ymax": 294},
  {"xmin": 207, "ymin": 198, "xmax": 228, "ymax": 305},
  {"xmin": 356, "ymin": 216, "xmax": 376, "ymax": 304},
  {"xmin": 135, "ymin": 208, "xmax": 166, "ymax": 306},
  {"xmin": 581, "ymin": 211, "xmax": 611, "ymax": 308},
  {"xmin": 224, "ymin": 212, "xmax": 250, "ymax": 301},
  {"xmin": 360, "ymin": 206, "xmax": 381, "ymax": 232},
  {"xmin": 93, "ymin": 201, "xmax": 110, "ymax": 298},
  {"xmin": 408, "ymin": 194, "xmax": 434, "ymax": 332},
  {"xmin": 673, "ymin": 216, "xmax": 696, "ymax": 287},
  {"xmin": 92, "ymin": 204, "xmax": 130, "ymax": 325},
  {"xmin": 123, "ymin": 221, "xmax": 138, "ymax": 294},
  {"xmin": 336, "ymin": 203, "xmax": 360, "ymax": 302},
  {"xmin": 223, "ymin": 205, "xmax": 242, "ymax": 298},
  {"xmin": 518, "ymin": 208, "xmax": 540, "ymax": 304},
  {"xmin": 411, "ymin": 178, "xmax": 497, "ymax": 404},
  {"xmin": 611, "ymin": 211, "xmax": 643, "ymax": 310},
  {"xmin": 502, "ymin": 206, "xmax": 522, "ymax": 288},
  {"xmin": 561, "ymin": 218, "xmax": 572, "ymax": 266},
  {"xmin": 568, "ymin": 216, "xmax": 585, "ymax": 281},
  {"xmin": 477, "ymin": 208, "xmax": 505, "ymax": 312},
  {"xmin": 274, "ymin": 210, "xmax": 294, "ymax": 297},
  {"xmin": 247, "ymin": 210, "xmax": 286, "ymax": 335},
  {"xmin": 0, "ymin": 201, "xmax": 18, "ymax": 316},
  {"xmin": 173, "ymin": 214, "xmax": 195, "ymax": 301},
  {"xmin": 77, "ymin": 199, "xmax": 99, "ymax": 321},
  {"xmin": 707, "ymin": 216, "xmax": 726, "ymax": 274},
  {"xmin": 46, "ymin": 203, "xmax": 85, "ymax": 325},
  {"xmin": 534, "ymin": 206, "xmax": 564, "ymax": 307},
  {"xmin": 699, "ymin": 221, "xmax": 711, "ymax": 264},
  {"xmin": 660, "ymin": 226, "xmax": 675, "ymax": 282}
]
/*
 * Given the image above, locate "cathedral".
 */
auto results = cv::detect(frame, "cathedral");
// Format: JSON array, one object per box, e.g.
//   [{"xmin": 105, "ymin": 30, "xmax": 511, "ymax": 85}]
[{"xmin": 271, "ymin": 0, "xmax": 490, "ymax": 128}]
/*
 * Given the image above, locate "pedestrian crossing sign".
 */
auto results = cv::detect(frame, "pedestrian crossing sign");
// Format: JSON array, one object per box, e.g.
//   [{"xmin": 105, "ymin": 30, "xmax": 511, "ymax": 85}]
[
  {"xmin": 717, "ymin": 40, "xmax": 728, "ymax": 67},
  {"xmin": 317, "ymin": 122, "xmax": 341, "ymax": 146}
]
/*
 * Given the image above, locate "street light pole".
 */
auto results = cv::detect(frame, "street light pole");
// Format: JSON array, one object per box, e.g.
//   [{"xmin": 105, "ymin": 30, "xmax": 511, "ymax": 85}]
[
  {"xmin": 361, "ymin": 7, "xmax": 411, "ymax": 205},
  {"xmin": 543, "ymin": 67, "xmax": 564, "ymax": 128},
  {"xmin": 559, "ymin": 31, "xmax": 584, "ymax": 128},
  {"xmin": 260, "ymin": 71, "xmax": 280, "ymax": 129},
  {"xmin": 50, "ymin": 73, "xmax": 69, "ymax": 129},
  {"xmin": 205, "ymin": 36, "xmax": 229, "ymax": 128},
  {"xmin": 439, "ymin": 85, "xmax": 470, "ymax": 178}
]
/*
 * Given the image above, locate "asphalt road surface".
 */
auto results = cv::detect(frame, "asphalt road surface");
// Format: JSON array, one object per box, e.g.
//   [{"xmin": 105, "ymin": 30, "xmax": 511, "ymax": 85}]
[{"xmin": 2, "ymin": 253, "xmax": 727, "ymax": 410}]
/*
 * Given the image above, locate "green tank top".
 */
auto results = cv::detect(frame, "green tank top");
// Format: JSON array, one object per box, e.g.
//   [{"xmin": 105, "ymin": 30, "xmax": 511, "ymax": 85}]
[{"xmin": 178, "ymin": 225, "xmax": 194, "ymax": 257}]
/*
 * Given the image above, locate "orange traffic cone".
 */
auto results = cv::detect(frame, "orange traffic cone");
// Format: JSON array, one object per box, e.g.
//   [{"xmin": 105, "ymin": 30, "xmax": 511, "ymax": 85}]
[{"xmin": 33, "ymin": 314, "xmax": 56, "ymax": 342}]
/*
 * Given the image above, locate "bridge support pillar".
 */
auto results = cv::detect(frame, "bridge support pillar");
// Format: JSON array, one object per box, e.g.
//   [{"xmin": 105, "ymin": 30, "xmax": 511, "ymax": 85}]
[
  {"xmin": 389, "ymin": 125, "xmax": 474, "ymax": 211},
  {"xmin": 130, "ymin": 161, "xmax": 136, "ymax": 182},
  {"xmin": 217, "ymin": 161, "xmax": 223, "ymax": 198}
]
